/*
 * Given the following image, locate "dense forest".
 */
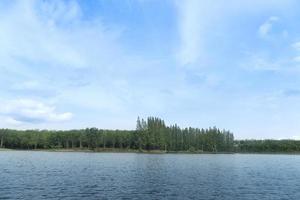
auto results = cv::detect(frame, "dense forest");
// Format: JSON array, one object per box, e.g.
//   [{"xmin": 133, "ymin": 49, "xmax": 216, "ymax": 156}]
[
  {"xmin": 0, "ymin": 117, "xmax": 234, "ymax": 152},
  {"xmin": 235, "ymin": 140, "xmax": 300, "ymax": 153},
  {"xmin": 1, "ymin": 117, "xmax": 299, "ymax": 153}
]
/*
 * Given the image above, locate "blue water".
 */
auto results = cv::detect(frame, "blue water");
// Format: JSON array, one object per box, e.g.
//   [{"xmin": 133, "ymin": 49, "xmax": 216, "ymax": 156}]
[{"xmin": 0, "ymin": 152, "xmax": 300, "ymax": 200}]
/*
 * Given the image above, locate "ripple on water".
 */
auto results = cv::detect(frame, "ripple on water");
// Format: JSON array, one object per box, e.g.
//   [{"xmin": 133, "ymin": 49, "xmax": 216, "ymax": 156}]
[{"xmin": 0, "ymin": 152, "xmax": 300, "ymax": 199}]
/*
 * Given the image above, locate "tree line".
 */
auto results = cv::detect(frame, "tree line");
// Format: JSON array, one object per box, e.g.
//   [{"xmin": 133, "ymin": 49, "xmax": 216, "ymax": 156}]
[
  {"xmin": 235, "ymin": 139, "xmax": 300, "ymax": 153},
  {"xmin": 0, "ymin": 117, "xmax": 234, "ymax": 152}
]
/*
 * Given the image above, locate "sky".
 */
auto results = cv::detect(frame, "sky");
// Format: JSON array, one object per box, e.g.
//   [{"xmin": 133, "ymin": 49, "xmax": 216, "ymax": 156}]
[{"xmin": 1, "ymin": 0, "xmax": 300, "ymax": 139}]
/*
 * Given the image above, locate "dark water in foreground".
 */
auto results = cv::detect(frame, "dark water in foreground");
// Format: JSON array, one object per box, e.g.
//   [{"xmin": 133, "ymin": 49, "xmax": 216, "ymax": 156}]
[{"xmin": 0, "ymin": 152, "xmax": 300, "ymax": 200}]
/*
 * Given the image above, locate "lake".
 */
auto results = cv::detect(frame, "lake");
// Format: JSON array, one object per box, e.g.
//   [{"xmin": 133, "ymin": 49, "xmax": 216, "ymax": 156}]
[{"xmin": 0, "ymin": 152, "xmax": 300, "ymax": 200}]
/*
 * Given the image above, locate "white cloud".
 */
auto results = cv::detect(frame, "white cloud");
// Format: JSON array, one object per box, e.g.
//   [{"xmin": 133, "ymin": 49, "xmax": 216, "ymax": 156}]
[
  {"xmin": 0, "ymin": 0, "xmax": 136, "ymax": 128},
  {"xmin": 0, "ymin": 0, "xmax": 122, "ymax": 72},
  {"xmin": 293, "ymin": 56, "xmax": 300, "ymax": 62},
  {"xmin": 290, "ymin": 42, "xmax": 300, "ymax": 64},
  {"xmin": 0, "ymin": 99, "xmax": 73, "ymax": 124},
  {"xmin": 11, "ymin": 80, "xmax": 40, "ymax": 90},
  {"xmin": 241, "ymin": 54, "xmax": 282, "ymax": 71},
  {"xmin": 240, "ymin": 53, "xmax": 300, "ymax": 73},
  {"xmin": 292, "ymin": 42, "xmax": 300, "ymax": 50},
  {"xmin": 176, "ymin": 1, "xmax": 292, "ymax": 66},
  {"xmin": 258, "ymin": 16, "xmax": 279, "ymax": 38},
  {"xmin": 291, "ymin": 41, "xmax": 300, "ymax": 63},
  {"xmin": 292, "ymin": 135, "xmax": 300, "ymax": 140},
  {"xmin": 176, "ymin": 0, "xmax": 205, "ymax": 66},
  {"xmin": 4, "ymin": 117, "xmax": 24, "ymax": 126}
]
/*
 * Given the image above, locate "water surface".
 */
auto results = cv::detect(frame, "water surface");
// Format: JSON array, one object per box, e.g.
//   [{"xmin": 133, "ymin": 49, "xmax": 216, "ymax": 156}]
[{"xmin": 0, "ymin": 151, "xmax": 300, "ymax": 199}]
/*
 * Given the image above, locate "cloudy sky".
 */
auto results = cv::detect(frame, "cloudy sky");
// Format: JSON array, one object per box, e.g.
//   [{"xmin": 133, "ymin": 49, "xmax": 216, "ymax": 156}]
[{"xmin": 1, "ymin": 0, "xmax": 300, "ymax": 139}]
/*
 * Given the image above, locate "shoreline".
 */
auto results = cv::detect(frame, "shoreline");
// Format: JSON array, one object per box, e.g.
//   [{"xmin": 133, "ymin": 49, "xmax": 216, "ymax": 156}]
[{"xmin": 2, "ymin": 148, "xmax": 300, "ymax": 155}]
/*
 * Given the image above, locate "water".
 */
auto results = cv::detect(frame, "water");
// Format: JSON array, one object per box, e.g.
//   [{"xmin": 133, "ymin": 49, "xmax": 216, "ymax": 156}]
[{"xmin": 0, "ymin": 152, "xmax": 300, "ymax": 200}]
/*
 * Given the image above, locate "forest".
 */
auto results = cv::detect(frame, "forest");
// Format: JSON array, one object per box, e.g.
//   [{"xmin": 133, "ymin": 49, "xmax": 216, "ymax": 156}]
[
  {"xmin": 236, "ymin": 139, "xmax": 300, "ymax": 153},
  {"xmin": 0, "ymin": 117, "xmax": 234, "ymax": 152},
  {"xmin": 1, "ymin": 116, "xmax": 299, "ymax": 153}
]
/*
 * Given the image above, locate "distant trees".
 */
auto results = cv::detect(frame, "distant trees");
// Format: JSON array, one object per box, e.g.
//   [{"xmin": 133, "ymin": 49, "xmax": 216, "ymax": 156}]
[
  {"xmin": 134, "ymin": 117, "xmax": 235, "ymax": 152},
  {"xmin": 0, "ymin": 117, "xmax": 235, "ymax": 152},
  {"xmin": 235, "ymin": 139, "xmax": 300, "ymax": 152},
  {"xmin": 3, "ymin": 118, "xmax": 300, "ymax": 153},
  {"xmin": 0, "ymin": 129, "xmax": 7, "ymax": 148}
]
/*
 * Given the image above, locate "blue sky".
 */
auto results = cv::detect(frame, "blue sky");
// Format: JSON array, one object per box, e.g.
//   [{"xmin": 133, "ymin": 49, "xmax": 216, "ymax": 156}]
[{"xmin": 1, "ymin": 0, "xmax": 300, "ymax": 139}]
